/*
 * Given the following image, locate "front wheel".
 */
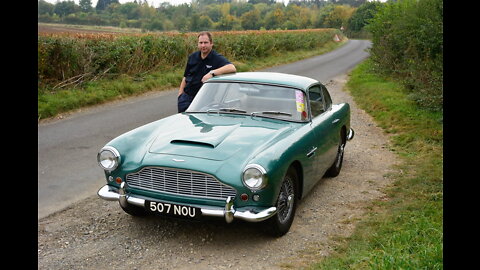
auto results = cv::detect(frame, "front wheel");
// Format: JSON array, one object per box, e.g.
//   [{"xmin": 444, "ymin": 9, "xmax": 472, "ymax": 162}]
[{"xmin": 264, "ymin": 167, "xmax": 298, "ymax": 237}]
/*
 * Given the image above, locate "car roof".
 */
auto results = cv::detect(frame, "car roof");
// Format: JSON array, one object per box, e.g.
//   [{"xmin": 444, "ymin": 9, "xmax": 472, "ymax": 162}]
[{"xmin": 208, "ymin": 72, "xmax": 319, "ymax": 90}]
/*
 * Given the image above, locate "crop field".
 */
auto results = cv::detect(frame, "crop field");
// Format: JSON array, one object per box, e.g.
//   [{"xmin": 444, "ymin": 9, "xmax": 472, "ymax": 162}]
[
  {"xmin": 38, "ymin": 23, "xmax": 144, "ymax": 34},
  {"xmin": 38, "ymin": 27, "xmax": 344, "ymax": 87}
]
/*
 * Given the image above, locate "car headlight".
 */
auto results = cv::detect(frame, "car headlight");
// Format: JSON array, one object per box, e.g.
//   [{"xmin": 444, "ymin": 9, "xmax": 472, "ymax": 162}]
[
  {"xmin": 97, "ymin": 146, "xmax": 121, "ymax": 171},
  {"xmin": 242, "ymin": 164, "xmax": 267, "ymax": 190}
]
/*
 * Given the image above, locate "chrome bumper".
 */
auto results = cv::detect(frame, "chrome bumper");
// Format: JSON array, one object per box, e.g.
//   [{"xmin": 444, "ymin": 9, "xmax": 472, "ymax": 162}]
[
  {"xmin": 347, "ymin": 128, "xmax": 355, "ymax": 141},
  {"xmin": 97, "ymin": 183, "xmax": 277, "ymax": 223}
]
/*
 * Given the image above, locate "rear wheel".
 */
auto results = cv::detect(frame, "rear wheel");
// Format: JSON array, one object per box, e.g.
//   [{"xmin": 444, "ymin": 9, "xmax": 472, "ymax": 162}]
[
  {"xmin": 325, "ymin": 131, "xmax": 346, "ymax": 177},
  {"xmin": 264, "ymin": 167, "xmax": 298, "ymax": 237}
]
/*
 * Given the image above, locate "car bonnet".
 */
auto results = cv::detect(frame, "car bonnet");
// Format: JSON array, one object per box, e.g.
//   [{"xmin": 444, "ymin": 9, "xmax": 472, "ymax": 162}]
[{"xmin": 147, "ymin": 113, "xmax": 296, "ymax": 161}]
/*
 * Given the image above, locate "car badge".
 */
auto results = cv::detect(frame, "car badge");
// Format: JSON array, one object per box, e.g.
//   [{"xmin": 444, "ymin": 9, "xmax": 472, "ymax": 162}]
[{"xmin": 172, "ymin": 159, "xmax": 185, "ymax": 162}]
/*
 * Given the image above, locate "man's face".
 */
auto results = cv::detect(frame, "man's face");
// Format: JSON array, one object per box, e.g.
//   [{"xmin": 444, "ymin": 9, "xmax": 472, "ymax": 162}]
[{"xmin": 198, "ymin": 34, "xmax": 213, "ymax": 55}]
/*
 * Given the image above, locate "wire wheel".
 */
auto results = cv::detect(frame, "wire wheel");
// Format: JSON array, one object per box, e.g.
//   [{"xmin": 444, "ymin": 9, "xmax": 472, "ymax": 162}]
[
  {"xmin": 277, "ymin": 176, "xmax": 295, "ymax": 224},
  {"xmin": 263, "ymin": 167, "xmax": 298, "ymax": 237}
]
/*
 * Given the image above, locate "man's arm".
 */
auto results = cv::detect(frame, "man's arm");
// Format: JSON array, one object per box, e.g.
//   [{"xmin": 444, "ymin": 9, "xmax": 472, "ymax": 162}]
[
  {"xmin": 178, "ymin": 77, "xmax": 186, "ymax": 96},
  {"xmin": 201, "ymin": 64, "xmax": 236, "ymax": 83}
]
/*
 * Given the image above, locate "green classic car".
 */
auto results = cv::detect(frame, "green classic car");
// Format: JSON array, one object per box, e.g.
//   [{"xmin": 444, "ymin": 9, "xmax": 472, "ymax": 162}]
[{"xmin": 97, "ymin": 72, "xmax": 354, "ymax": 236}]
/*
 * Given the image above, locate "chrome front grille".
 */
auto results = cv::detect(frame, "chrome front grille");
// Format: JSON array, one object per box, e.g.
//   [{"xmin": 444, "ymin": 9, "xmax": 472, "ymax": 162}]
[{"xmin": 126, "ymin": 167, "xmax": 236, "ymax": 200}]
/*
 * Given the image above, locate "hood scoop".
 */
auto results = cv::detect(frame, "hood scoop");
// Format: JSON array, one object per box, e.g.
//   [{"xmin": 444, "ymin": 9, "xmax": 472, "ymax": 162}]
[
  {"xmin": 148, "ymin": 123, "xmax": 242, "ymax": 160},
  {"xmin": 170, "ymin": 139, "xmax": 215, "ymax": 149},
  {"xmin": 167, "ymin": 124, "xmax": 241, "ymax": 149}
]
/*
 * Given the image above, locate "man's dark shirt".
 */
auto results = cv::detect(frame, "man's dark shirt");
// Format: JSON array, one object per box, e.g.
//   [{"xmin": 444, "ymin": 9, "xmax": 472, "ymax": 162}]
[{"xmin": 183, "ymin": 50, "xmax": 231, "ymax": 97}]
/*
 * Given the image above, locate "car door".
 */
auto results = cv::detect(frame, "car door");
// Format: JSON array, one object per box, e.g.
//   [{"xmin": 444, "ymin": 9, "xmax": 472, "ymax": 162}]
[
  {"xmin": 306, "ymin": 84, "xmax": 338, "ymax": 186},
  {"xmin": 293, "ymin": 89, "xmax": 319, "ymax": 194},
  {"xmin": 320, "ymin": 84, "xmax": 341, "ymax": 166}
]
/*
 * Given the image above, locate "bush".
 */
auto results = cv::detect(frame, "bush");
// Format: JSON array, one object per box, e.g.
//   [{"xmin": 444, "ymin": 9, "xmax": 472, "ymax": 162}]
[{"xmin": 366, "ymin": 0, "xmax": 443, "ymax": 111}]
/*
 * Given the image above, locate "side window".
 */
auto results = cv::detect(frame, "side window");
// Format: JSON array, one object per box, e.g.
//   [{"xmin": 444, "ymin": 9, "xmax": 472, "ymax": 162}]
[
  {"xmin": 321, "ymin": 85, "xmax": 332, "ymax": 110},
  {"xmin": 308, "ymin": 85, "xmax": 324, "ymax": 117}
]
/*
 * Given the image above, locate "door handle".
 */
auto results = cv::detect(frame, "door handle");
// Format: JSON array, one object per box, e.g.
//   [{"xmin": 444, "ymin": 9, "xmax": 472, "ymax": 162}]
[
  {"xmin": 307, "ymin": 147, "xmax": 317, "ymax": 158},
  {"xmin": 332, "ymin": 119, "xmax": 340, "ymax": 124}
]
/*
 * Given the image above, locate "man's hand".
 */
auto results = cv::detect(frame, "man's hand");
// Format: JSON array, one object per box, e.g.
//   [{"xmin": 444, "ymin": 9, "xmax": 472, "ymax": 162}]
[
  {"xmin": 201, "ymin": 64, "xmax": 236, "ymax": 83},
  {"xmin": 201, "ymin": 72, "xmax": 214, "ymax": 83},
  {"xmin": 178, "ymin": 77, "xmax": 187, "ymax": 96}
]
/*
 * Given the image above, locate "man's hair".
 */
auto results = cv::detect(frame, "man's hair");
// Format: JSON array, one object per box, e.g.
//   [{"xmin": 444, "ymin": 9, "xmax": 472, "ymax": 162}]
[{"xmin": 198, "ymin": 31, "xmax": 213, "ymax": 43}]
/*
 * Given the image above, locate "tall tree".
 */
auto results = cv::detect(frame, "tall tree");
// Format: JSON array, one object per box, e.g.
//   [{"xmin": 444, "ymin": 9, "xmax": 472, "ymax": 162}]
[
  {"xmin": 248, "ymin": 0, "xmax": 275, "ymax": 4},
  {"xmin": 96, "ymin": 0, "xmax": 119, "ymax": 11},
  {"xmin": 38, "ymin": 0, "xmax": 55, "ymax": 15},
  {"xmin": 54, "ymin": 1, "xmax": 79, "ymax": 17},
  {"xmin": 264, "ymin": 8, "xmax": 285, "ymax": 29},
  {"xmin": 347, "ymin": 1, "xmax": 382, "ymax": 32},
  {"xmin": 79, "ymin": 0, "xmax": 93, "ymax": 12},
  {"xmin": 240, "ymin": 9, "xmax": 261, "ymax": 30},
  {"xmin": 323, "ymin": 5, "xmax": 355, "ymax": 28}
]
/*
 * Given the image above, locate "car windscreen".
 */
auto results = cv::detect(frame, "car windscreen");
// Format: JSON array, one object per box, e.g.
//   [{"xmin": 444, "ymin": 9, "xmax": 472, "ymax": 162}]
[{"xmin": 186, "ymin": 82, "xmax": 308, "ymax": 122}]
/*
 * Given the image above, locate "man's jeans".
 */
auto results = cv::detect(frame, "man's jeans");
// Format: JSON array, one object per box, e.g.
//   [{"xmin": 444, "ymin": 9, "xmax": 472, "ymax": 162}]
[{"xmin": 177, "ymin": 92, "xmax": 194, "ymax": 113}]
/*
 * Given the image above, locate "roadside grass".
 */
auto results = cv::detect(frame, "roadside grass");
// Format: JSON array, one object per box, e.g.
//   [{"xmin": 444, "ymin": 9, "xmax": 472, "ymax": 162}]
[
  {"xmin": 308, "ymin": 59, "xmax": 443, "ymax": 269},
  {"xmin": 38, "ymin": 40, "xmax": 346, "ymax": 120},
  {"xmin": 38, "ymin": 69, "xmax": 182, "ymax": 119}
]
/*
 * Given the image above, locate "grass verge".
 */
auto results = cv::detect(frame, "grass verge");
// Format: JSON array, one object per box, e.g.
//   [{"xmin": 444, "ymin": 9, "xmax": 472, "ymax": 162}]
[
  {"xmin": 308, "ymin": 59, "xmax": 443, "ymax": 269},
  {"xmin": 38, "ymin": 40, "xmax": 346, "ymax": 120}
]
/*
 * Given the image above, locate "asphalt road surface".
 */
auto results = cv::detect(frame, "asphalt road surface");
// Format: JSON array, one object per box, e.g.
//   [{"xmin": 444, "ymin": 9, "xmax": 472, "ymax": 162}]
[{"xmin": 37, "ymin": 39, "xmax": 371, "ymax": 220}]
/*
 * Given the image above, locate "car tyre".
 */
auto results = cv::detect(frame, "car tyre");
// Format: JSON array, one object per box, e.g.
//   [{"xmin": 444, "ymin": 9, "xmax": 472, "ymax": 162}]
[
  {"xmin": 325, "ymin": 131, "xmax": 346, "ymax": 177},
  {"xmin": 264, "ymin": 167, "xmax": 298, "ymax": 237}
]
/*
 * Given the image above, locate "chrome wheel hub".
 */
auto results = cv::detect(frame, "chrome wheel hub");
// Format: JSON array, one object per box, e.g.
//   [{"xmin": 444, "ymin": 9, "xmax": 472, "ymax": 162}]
[{"xmin": 277, "ymin": 177, "xmax": 294, "ymax": 224}]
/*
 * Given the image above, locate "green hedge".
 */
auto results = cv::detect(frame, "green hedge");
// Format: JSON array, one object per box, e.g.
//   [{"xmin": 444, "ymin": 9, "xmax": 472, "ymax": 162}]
[{"xmin": 366, "ymin": 0, "xmax": 443, "ymax": 111}]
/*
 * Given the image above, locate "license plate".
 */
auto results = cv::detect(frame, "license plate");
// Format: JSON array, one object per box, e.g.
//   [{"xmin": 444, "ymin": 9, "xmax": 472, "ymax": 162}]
[{"xmin": 145, "ymin": 200, "xmax": 199, "ymax": 219}]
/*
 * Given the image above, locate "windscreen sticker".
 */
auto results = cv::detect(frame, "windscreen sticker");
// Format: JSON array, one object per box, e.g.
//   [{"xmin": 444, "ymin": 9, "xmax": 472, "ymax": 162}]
[{"xmin": 295, "ymin": 90, "xmax": 305, "ymax": 112}]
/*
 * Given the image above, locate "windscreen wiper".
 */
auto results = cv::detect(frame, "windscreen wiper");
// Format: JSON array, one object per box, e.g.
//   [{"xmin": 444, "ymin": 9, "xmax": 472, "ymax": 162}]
[
  {"xmin": 207, "ymin": 108, "xmax": 247, "ymax": 114},
  {"xmin": 251, "ymin": 111, "xmax": 292, "ymax": 117}
]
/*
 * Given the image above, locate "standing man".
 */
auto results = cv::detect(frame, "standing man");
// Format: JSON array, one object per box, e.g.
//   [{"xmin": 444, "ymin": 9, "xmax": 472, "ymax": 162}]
[{"xmin": 177, "ymin": 31, "xmax": 236, "ymax": 113}]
